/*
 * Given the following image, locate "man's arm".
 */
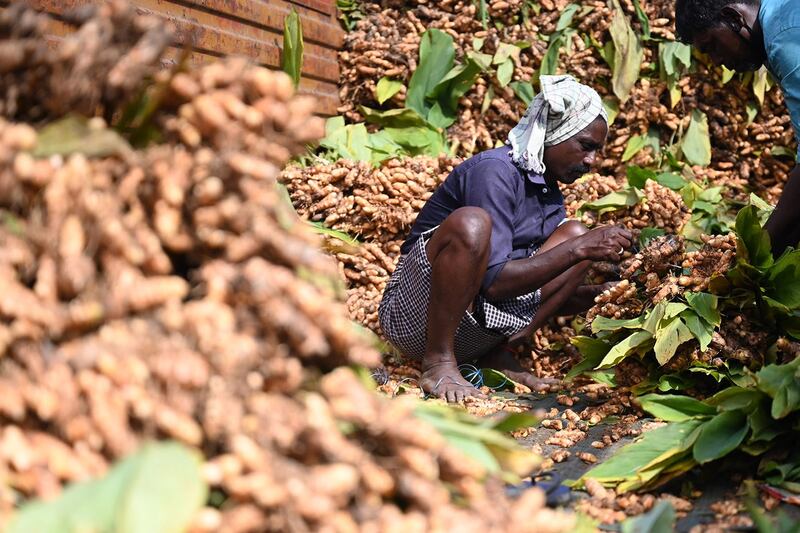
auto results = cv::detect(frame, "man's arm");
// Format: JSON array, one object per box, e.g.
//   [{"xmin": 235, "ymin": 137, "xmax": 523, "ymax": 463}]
[
  {"xmin": 764, "ymin": 28, "xmax": 800, "ymax": 255},
  {"xmin": 484, "ymin": 225, "xmax": 632, "ymax": 301},
  {"xmin": 765, "ymin": 164, "xmax": 800, "ymax": 255}
]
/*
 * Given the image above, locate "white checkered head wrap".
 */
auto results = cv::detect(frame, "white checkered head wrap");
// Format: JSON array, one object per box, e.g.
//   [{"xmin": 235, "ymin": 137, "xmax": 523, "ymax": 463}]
[{"xmin": 508, "ymin": 75, "xmax": 607, "ymax": 174}]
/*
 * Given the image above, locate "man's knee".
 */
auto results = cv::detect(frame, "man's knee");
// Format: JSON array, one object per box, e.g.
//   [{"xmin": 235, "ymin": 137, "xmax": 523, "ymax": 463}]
[
  {"xmin": 445, "ymin": 207, "xmax": 492, "ymax": 255},
  {"xmin": 557, "ymin": 220, "xmax": 589, "ymax": 240}
]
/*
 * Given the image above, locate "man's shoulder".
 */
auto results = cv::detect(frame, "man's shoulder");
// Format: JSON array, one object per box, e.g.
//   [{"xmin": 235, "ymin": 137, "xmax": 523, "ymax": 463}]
[
  {"xmin": 761, "ymin": 0, "xmax": 800, "ymax": 39},
  {"xmin": 458, "ymin": 146, "xmax": 520, "ymax": 175}
]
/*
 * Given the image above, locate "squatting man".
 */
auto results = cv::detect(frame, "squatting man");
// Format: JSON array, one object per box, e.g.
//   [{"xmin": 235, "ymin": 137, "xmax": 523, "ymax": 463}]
[
  {"xmin": 674, "ymin": 0, "xmax": 800, "ymax": 255},
  {"xmin": 379, "ymin": 75, "xmax": 633, "ymax": 403}
]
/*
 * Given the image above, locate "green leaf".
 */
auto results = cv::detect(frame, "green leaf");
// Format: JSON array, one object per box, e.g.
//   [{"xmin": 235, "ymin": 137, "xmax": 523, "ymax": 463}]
[
  {"xmin": 308, "ymin": 222, "xmax": 360, "ymax": 248},
  {"xmin": 587, "ymin": 369, "xmax": 617, "ymax": 387},
  {"xmin": 319, "ymin": 121, "xmax": 374, "ymax": 162},
  {"xmin": 492, "ymin": 42, "xmax": 521, "ymax": 65},
  {"xmin": 657, "ymin": 374, "xmax": 693, "ymax": 392},
  {"xmin": 707, "ymin": 387, "xmax": 764, "ymax": 411},
  {"xmin": 8, "ymin": 442, "xmax": 206, "ymax": 533},
  {"xmin": 664, "ymin": 302, "xmax": 689, "ymax": 319},
  {"xmin": 658, "ymin": 41, "xmax": 692, "ymax": 108},
  {"xmin": 698, "ymin": 186, "xmax": 723, "ymax": 203},
  {"xmin": 540, "ymin": 35, "xmax": 567, "ymax": 77},
  {"xmin": 631, "ymin": 0, "xmax": 651, "ymax": 40},
  {"xmin": 280, "ymin": 8, "xmax": 304, "ymax": 89},
  {"xmin": 752, "ymin": 66, "xmax": 772, "ymax": 107},
  {"xmin": 476, "ymin": 0, "xmax": 488, "ymax": 29},
  {"xmin": 627, "ymin": 165, "xmax": 656, "ymax": 189},
  {"xmin": 622, "ymin": 134, "xmax": 647, "ymax": 162},
  {"xmin": 591, "ymin": 315, "xmax": 645, "ymax": 333},
  {"xmin": 621, "ymin": 501, "xmax": 675, "ymax": 533},
  {"xmin": 771, "ymin": 380, "xmax": 800, "ymax": 419},
  {"xmin": 685, "ymin": 292, "xmax": 721, "ymax": 327},
  {"xmin": 34, "ymin": 115, "xmax": 132, "ymax": 158},
  {"xmin": 381, "ymin": 126, "xmax": 446, "ymax": 156},
  {"xmin": 427, "ymin": 60, "xmax": 483, "ymax": 127},
  {"xmin": 653, "ymin": 317, "xmax": 693, "ymax": 366},
  {"xmin": 580, "ymin": 187, "xmax": 644, "ymax": 214},
  {"xmin": 510, "ymin": 81, "xmax": 535, "ymax": 106},
  {"xmin": 640, "ymin": 228, "xmax": 666, "ymax": 247},
  {"xmin": 721, "ymin": 65, "xmax": 736, "ymax": 84},
  {"xmin": 766, "ymin": 250, "xmax": 800, "ymax": 309},
  {"xmin": 771, "ymin": 146, "xmax": 796, "ymax": 159},
  {"xmin": 735, "ymin": 205, "xmax": 774, "ymax": 269},
  {"xmin": 642, "ymin": 301, "xmax": 668, "ymax": 335},
  {"xmin": 360, "ymin": 106, "xmax": 430, "ymax": 128},
  {"xmin": 375, "ymin": 77, "xmax": 403, "ymax": 104},
  {"xmin": 746, "ymin": 100, "xmax": 759, "ymax": 124},
  {"xmin": 480, "ymin": 368, "xmax": 517, "ymax": 391},
  {"xmin": 655, "ymin": 172, "xmax": 687, "ymax": 191},
  {"xmin": 445, "ymin": 433, "xmax": 501, "ymax": 473},
  {"xmin": 638, "ymin": 394, "xmax": 716, "ymax": 422},
  {"xmin": 659, "ymin": 42, "xmax": 691, "ymax": 77},
  {"xmin": 681, "ymin": 311, "xmax": 713, "ymax": 351},
  {"xmin": 692, "ymin": 410, "xmax": 749, "ymax": 464},
  {"xmin": 567, "ymin": 337, "xmax": 613, "ymax": 380},
  {"xmin": 407, "ymin": 29, "xmax": 456, "ymax": 121},
  {"xmin": 492, "ymin": 411, "xmax": 540, "ymax": 433},
  {"xmin": 608, "ymin": 0, "xmax": 644, "ymax": 104},
  {"xmin": 496, "ymin": 59, "xmax": 514, "ymax": 87},
  {"xmin": 597, "ymin": 330, "xmax": 653, "ymax": 369},
  {"xmin": 681, "ymin": 110, "xmax": 712, "ymax": 167},
  {"xmin": 603, "ymin": 96, "xmax": 621, "ymax": 124},
  {"xmin": 556, "ymin": 4, "xmax": 580, "ymax": 31},
  {"xmin": 581, "ymin": 419, "xmax": 703, "ymax": 488},
  {"xmin": 481, "ymin": 84, "xmax": 495, "ymax": 114},
  {"xmin": 467, "ymin": 50, "xmax": 493, "ymax": 71}
]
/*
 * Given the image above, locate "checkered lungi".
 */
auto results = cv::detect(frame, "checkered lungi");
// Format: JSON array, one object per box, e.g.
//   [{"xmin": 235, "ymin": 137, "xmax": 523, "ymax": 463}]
[{"xmin": 379, "ymin": 227, "xmax": 541, "ymax": 363}]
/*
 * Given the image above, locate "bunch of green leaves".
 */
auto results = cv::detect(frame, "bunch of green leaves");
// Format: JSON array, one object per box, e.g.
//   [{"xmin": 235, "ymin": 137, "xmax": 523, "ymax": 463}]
[
  {"xmin": 400, "ymin": 29, "xmax": 482, "ymax": 130},
  {"xmin": 469, "ymin": 37, "xmax": 532, "ymax": 109},
  {"xmin": 317, "ymin": 114, "xmax": 446, "ymax": 165},
  {"xmin": 567, "ymin": 293, "xmax": 722, "ymax": 389},
  {"xmin": 577, "ymin": 356, "xmax": 800, "ymax": 492},
  {"xmin": 8, "ymin": 442, "xmax": 207, "ymax": 533},
  {"xmin": 537, "ymin": 4, "xmax": 581, "ymax": 83},
  {"xmin": 716, "ymin": 204, "xmax": 800, "ymax": 339},
  {"xmin": 630, "ymin": 161, "xmax": 732, "ymax": 243},
  {"xmin": 336, "ymin": 0, "xmax": 365, "ymax": 31},
  {"xmin": 319, "ymin": 28, "xmax": 493, "ymax": 164},
  {"xmin": 580, "ymin": 162, "xmax": 735, "ymax": 245},
  {"xmin": 281, "ymin": 7, "xmax": 304, "ymax": 89},
  {"xmin": 413, "ymin": 403, "xmax": 541, "ymax": 482}
]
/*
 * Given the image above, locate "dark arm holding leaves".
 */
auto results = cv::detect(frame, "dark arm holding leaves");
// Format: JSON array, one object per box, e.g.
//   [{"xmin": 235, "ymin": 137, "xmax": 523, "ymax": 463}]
[
  {"xmin": 765, "ymin": 164, "xmax": 800, "ymax": 257},
  {"xmin": 484, "ymin": 226, "xmax": 633, "ymax": 301}
]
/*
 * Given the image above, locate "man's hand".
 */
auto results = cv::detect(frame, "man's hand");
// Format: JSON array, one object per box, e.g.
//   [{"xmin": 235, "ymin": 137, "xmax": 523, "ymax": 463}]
[{"xmin": 572, "ymin": 225, "xmax": 633, "ymax": 262}]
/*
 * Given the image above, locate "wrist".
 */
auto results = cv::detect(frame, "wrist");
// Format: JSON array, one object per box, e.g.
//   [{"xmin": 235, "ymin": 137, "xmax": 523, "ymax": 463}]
[{"xmin": 569, "ymin": 246, "xmax": 586, "ymax": 263}]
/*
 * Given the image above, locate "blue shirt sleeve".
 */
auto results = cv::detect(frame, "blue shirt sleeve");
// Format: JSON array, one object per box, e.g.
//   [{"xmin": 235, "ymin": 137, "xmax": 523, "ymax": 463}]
[
  {"xmin": 461, "ymin": 159, "xmax": 521, "ymax": 293},
  {"xmin": 766, "ymin": 27, "xmax": 800, "ymax": 160}
]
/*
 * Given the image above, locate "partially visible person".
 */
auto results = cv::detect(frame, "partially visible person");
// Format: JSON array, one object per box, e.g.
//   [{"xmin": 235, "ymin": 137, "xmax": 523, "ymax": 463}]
[
  {"xmin": 675, "ymin": 0, "xmax": 800, "ymax": 254},
  {"xmin": 379, "ymin": 75, "xmax": 633, "ymax": 403}
]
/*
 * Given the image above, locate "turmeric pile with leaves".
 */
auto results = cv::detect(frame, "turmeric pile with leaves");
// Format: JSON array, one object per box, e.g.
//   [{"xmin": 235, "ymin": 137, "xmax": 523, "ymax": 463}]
[{"xmin": 0, "ymin": 3, "xmax": 578, "ymax": 532}]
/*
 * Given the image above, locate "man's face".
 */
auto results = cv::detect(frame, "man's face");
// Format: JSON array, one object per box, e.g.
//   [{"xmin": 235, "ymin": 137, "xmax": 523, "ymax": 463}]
[
  {"xmin": 543, "ymin": 116, "xmax": 608, "ymax": 184},
  {"xmin": 694, "ymin": 24, "xmax": 764, "ymax": 71}
]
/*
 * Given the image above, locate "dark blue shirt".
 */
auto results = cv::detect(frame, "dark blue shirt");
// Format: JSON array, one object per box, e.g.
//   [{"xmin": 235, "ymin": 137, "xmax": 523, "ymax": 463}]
[{"xmin": 400, "ymin": 146, "xmax": 567, "ymax": 293}]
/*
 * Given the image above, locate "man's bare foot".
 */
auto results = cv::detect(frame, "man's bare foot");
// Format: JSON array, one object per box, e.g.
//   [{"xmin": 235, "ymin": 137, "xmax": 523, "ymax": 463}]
[
  {"xmin": 420, "ymin": 358, "xmax": 485, "ymax": 403},
  {"xmin": 479, "ymin": 345, "xmax": 561, "ymax": 393}
]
